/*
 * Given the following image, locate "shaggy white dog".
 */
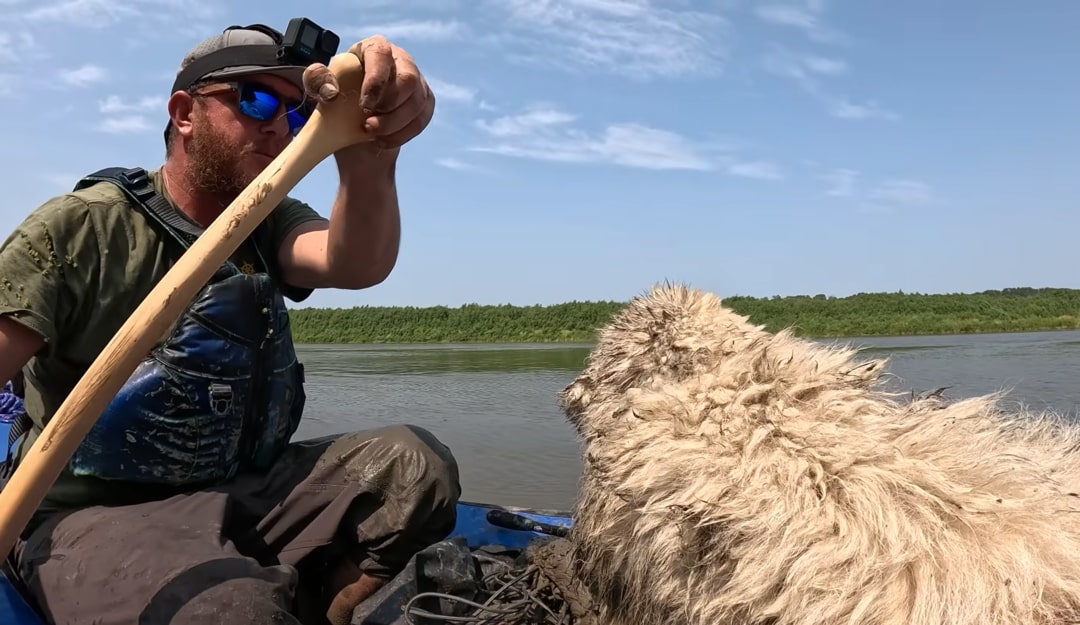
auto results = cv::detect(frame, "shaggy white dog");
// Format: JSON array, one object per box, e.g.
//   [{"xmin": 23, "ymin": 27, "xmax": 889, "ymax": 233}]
[{"xmin": 558, "ymin": 283, "xmax": 1080, "ymax": 625}]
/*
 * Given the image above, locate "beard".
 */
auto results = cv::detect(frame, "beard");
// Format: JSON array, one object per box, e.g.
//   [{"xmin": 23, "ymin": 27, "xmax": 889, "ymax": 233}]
[{"xmin": 184, "ymin": 110, "xmax": 259, "ymax": 202}]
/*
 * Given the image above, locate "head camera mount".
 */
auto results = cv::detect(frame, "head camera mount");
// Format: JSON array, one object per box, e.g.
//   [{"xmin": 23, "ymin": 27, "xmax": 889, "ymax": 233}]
[
  {"xmin": 281, "ymin": 18, "xmax": 340, "ymax": 67},
  {"xmin": 171, "ymin": 17, "xmax": 341, "ymax": 94}
]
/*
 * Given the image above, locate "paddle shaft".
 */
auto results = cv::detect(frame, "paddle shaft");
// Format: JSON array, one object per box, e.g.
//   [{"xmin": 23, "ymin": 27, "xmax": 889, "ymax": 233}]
[{"xmin": 0, "ymin": 52, "xmax": 372, "ymax": 558}]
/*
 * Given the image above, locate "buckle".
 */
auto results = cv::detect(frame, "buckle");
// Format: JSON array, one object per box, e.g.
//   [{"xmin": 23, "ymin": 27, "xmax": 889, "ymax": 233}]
[{"xmin": 118, "ymin": 168, "xmax": 154, "ymax": 201}]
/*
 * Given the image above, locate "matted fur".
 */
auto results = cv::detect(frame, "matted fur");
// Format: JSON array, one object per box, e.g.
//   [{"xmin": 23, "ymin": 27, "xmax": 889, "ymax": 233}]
[{"xmin": 558, "ymin": 283, "xmax": 1080, "ymax": 625}]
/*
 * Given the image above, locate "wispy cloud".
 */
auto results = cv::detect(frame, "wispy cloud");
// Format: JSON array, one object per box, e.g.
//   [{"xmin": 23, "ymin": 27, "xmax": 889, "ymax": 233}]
[
  {"xmin": 22, "ymin": 0, "xmax": 222, "ymax": 30},
  {"xmin": 828, "ymin": 98, "xmax": 898, "ymax": 121},
  {"xmin": 427, "ymin": 77, "xmax": 476, "ymax": 104},
  {"xmin": 25, "ymin": 0, "xmax": 141, "ymax": 27},
  {"xmin": 0, "ymin": 32, "xmax": 35, "ymax": 63},
  {"xmin": 801, "ymin": 55, "xmax": 846, "ymax": 75},
  {"xmin": 752, "ymin": 3, "xmax": 897, "ymax": 120},
  {"xmin": 96, "ymin": 115, "xmax": 153, "ymax": 134},
  {"xmin": 434, "ymin": 157, "xmax": 491, "ymax": 173},
  {"xmin": 96, "ymin": 95, "xmax": 163, "ymax": 134},
  {"xmin": 472, "ymin": 105, "xmax": 710, "ymax": 169},
  {"xmin": 136, "ymin": 0, "xmax": 221, "ymax": 20},
  {"xmin": 822, "ymin": 168, "xmax": 941, "ymax": 213},
  {"xmin": 488, "ymin": 0, "xmax": 730, "ymax": 79},
  {"xmin": 98, "ymin": 94, "xmax": 165, "ymax": 113},
  {"xmin": 58, "ymin": 64, "xmax": 106, "ymax": 87},
  {"xmin": 475, "ymin": 105, "xmax": 577, "ymax": 137},
  {"xmin": 345, "ymin": 19, "xmax": 468, "ymax": 42},
  {"xmin": 823, "ymin": 167, "xmax": 857, "ymax": 197},
  {"xmin": 764, "ymin": 49, "xmax": 898, "ymax": 121},
  {"xmin": 868, "ymin": 179, "xmax": 940, "ymax": 207},
  {"xmin": 726, "ymin": 160, "xmax": 783, "ymax": 180},
  {"xmin": 470, "ymin": 103, "xmax": 779, "ymax": 177},
  {"xmin": 341, "ymin": 0, "xmax": 728, "ymax": 80},
  {"xmin": 754, "ymin": 1, "xmax": 842, "ymax": 43},
  {"xmin": 336, "ymin": 0, "xmax": 725, "ymax": 79}
]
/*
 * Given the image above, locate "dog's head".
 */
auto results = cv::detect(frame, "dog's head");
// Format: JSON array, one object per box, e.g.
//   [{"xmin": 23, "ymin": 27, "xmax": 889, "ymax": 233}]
[{"xmin": 558, "ymin": 283, "xmax": 888, "ymax": 442}]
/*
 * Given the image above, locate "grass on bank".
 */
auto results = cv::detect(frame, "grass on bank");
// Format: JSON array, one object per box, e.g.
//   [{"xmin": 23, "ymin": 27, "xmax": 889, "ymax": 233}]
[{"xmin": 287, "ymin": 287, "xmax": 1080, "ymax": 344}]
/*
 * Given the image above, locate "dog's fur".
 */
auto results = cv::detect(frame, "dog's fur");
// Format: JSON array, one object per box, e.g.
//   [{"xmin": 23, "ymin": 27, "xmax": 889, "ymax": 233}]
[{"xmin": 558, "ymin": 283, "xmax": 1080, "ymax": 625}]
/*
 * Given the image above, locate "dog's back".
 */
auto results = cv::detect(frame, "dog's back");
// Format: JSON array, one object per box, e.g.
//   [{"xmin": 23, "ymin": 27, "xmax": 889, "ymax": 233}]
[{"xmin": 559, "ymin": 283, "xmax": 1080, "ymax": 625}]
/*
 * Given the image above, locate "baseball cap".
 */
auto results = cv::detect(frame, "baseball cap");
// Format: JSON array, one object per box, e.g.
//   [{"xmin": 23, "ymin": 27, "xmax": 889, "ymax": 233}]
[
  {"xmin": 165, "ymin": 24, "xmax": 309, "ymax": 143},
  {"xmin": 171, "ymin": 24, "xmax": 308, "ymax": 94}
]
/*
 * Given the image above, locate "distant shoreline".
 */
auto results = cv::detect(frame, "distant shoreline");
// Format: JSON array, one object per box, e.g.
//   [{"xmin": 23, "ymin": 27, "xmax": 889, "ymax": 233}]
[{"xmin": 288, "ymin": 287, "xmax": 1080, "ymax": 343}]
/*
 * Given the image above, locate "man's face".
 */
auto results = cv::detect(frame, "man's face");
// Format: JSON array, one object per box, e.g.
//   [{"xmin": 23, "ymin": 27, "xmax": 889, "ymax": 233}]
[{"xmin": 185, "ymin": 73, "xmax": 305, "ymax": 200}]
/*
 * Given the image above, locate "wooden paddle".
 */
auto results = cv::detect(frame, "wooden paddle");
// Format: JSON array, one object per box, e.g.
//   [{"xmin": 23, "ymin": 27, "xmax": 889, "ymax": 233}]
[{"xmin": 0, "ymin": 51, "xmax": 374, "ymax": 558}]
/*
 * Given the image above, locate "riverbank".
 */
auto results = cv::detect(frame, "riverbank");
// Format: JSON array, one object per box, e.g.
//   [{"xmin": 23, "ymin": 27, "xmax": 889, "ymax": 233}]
[{"xmin": 288, "ymin": 287, "xmax": 1080, "ymax": 343}]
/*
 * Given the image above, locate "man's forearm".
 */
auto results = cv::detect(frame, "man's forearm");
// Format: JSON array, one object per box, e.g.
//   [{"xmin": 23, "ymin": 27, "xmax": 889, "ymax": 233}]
[{"xmin": 325, "ymin": 143, "xmax": 403, "ymax": 289}]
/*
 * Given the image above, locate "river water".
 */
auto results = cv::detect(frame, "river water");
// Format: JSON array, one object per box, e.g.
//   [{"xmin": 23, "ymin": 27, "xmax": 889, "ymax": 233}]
[{"xmin": 292, "ymin": 330, "xmax": 1080, "ymax": 512}]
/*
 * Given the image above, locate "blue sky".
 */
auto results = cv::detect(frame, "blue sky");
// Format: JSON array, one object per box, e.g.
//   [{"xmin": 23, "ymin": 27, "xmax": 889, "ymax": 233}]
[{"xmin": 1, "ymin": 0, "xmax": 1079, "ymax": 310}]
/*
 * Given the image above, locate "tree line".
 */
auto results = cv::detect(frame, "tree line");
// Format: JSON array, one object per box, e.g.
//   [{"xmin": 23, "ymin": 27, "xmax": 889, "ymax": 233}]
[{"xmin": 287, "ymin": 287, "xmax": 1080, "ymax": 343}]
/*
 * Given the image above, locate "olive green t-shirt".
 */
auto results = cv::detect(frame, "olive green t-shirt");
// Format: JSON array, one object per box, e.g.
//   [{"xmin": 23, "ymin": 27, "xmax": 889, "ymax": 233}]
[{"xmin": 0, "ymin": 168, "xmax": 327, "ymax": 520}]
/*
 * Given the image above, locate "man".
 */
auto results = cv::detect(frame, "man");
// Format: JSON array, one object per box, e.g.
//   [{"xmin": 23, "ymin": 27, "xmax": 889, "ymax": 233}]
[{"xmin": 0, "ymin": 20, "xmax": 461, "ymax": 625}]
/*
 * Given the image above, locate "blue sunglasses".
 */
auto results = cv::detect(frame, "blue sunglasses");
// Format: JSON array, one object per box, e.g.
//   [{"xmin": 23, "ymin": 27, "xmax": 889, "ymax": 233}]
[{"xmin": 195, "ymin": 81, "xmax": 313, "ymax": 136}]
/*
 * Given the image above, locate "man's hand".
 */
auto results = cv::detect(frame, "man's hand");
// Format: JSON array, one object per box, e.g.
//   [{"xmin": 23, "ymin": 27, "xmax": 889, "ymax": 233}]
[{"xmin": 302, "ymin": 35, "xmax": 435, "ymax": 150}]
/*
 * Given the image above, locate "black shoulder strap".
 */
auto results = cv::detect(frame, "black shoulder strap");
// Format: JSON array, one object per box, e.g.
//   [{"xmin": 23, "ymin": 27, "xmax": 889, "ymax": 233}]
[
  {"xmin": 73, "ymin": 167, "xmax": 272, "ymax": 276},
  {"xmin": 74, "ymin": 167, "xmax": 203, "ymax": 248}
]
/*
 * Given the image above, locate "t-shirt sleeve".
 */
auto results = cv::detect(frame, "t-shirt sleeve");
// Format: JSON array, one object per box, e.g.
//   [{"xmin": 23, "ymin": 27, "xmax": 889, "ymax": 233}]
[
  {"xmin": 263, "ymin": 196, "xmax": 329, "ymax": 303},
  {"xmin": 0, "ymin": 195, "xmax": 101, "ymax": 352}
]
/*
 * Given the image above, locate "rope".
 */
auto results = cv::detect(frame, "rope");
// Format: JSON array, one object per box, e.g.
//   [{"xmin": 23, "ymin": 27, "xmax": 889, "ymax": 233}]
[{"xmin": 402, "ymin": 560, "xmax": 575, "ymax": 625}]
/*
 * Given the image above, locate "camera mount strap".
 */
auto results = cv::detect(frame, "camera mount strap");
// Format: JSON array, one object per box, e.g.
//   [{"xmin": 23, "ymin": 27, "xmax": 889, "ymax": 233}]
[{"xmin": 171, "ymin": 44, "xmax": 288, "ymax": 94}]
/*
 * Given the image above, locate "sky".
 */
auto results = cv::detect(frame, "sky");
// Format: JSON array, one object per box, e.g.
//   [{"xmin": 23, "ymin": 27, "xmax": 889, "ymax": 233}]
[{"xmin": 1, "ymin": 0, "xmax": 1079, "ymax": 310}]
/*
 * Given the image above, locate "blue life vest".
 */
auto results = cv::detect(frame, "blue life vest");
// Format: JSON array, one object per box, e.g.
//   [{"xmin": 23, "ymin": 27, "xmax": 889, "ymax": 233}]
[{"xmin": 64, "ymin": 168, "xmax": 306, "ymax": 486}]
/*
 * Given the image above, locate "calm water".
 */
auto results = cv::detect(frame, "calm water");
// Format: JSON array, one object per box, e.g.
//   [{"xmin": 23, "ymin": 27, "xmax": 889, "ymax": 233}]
[{"xmin": 292, "ymin": 330, "xmax": 1080, "ymax": 512}]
